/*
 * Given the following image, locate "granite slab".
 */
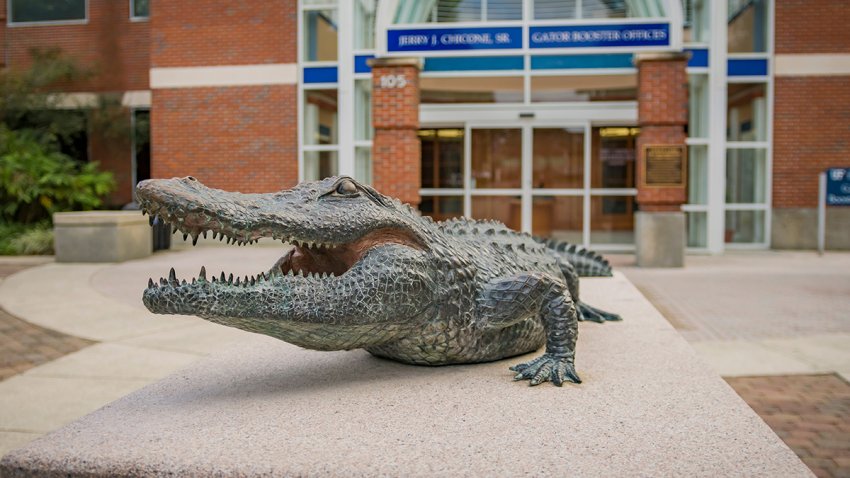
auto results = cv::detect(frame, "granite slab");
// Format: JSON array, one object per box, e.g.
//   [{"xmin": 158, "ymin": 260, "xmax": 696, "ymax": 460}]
[{"xmin": 0, "ymin": 273, "xmax": 813, "ymax": 477}]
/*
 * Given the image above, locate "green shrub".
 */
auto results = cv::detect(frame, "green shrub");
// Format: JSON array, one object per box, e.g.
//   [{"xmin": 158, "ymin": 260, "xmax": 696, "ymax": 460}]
[
  {"xmin": 9, "ymin": 223, "xmax": 54, "ymax": 255},
  {"xmin": 0, "ymin": 127, "xmax": 115, "ymax": 224},
  {"xmin": 0, "ymin": 222, "xmax": 29, "ymax": 255}
]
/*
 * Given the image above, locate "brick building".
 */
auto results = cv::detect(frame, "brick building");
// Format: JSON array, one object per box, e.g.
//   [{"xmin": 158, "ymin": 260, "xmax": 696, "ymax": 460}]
[{"xmin": 2, "ymin": 0, "xmax": 848, "ymax": 253}]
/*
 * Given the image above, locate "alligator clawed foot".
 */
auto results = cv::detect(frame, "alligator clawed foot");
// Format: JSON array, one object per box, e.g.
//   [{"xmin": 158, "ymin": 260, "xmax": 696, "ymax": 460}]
[
  {"xmin": 510, "ymin": 353, "xmax": 581, "ymax": 387},
  {"xmin": 578, "ymin": 301, "xmax": 622, "ymax": 323}
]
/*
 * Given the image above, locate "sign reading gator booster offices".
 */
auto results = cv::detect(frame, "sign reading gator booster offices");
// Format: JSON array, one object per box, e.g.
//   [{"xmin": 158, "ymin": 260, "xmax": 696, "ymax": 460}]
[{"xmin": 386, "ymin": 22, "xmax": 672, "ymax": 54}]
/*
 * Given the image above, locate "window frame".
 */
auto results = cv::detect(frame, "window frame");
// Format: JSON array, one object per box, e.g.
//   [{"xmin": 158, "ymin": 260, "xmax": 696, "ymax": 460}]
[
  {"xmin": 7, "ymin": 0, "xmax": 89, "ymax": 27},
  {"xmin": 129, "ymin": 0, "xmax": 149, "ymax": 22}
]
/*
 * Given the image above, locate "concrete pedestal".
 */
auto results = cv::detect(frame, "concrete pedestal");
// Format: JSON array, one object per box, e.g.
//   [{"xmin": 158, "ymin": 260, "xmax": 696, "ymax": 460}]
[
  {"xmin": 0, "ymin": 274, "xmax": 810, "ymax": 477},
  {"xmin": 636, "ymin": 211, "xmax": 685, "ymax": 268},
  {"xmin": 53, "ymin": 212, "xmax": 152, "ymax": 263}
]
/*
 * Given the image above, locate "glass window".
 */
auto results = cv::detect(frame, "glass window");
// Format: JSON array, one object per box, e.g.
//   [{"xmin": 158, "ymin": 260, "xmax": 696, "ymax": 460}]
[
  {"xmin": 727, "ymin": 83, "xmax": 767, "ymax": 142},
  {"xmin": 582, "ymin": 0, "xmax": 627, "ymax": 19},
  {"xmin": 687, "ymin": 211, "xmax": 708, "ymax": 248},
  {"xmin": 530, "ymin": 75, "xmax": 637, "ymax": 103},
  {"xmin": 429, "ymin": 0, "xmax": 522, "ymax": 22},
  {"xmin": 684, "ymin": 0, "xmax": 710, "ymax": 43},
  {"xmin": 131, "ymin": 0, "xmax": 149, "ymax": 18},
  {"xmin": 534, "ymin": 0, "xmax": 577, "ymax": 20},
  {"xmin": 354, "ymin": 80, "xmax": 372, "ymax": 141},
  {"xmin": 304, "ymin": 9, "xmax": 338, "ymax": 62},
  {"xmin": 534, "ymin": 196, "xmax": 583, "ymax": 242},
  {"xmin": 689, "ymin": 74, "xmax": 709, "ymax": 138},
  {"xmin": 420, "ymin": 196, "xmax": 464, "ymax": 222},
  {"xmin": 688, "ymin": 145, "xmax": 708, "ymax": 204},
  {"xmin": 421, "ymin": 76, "xmax": 523, "ymax": 104},
  {"xmin": 592, "ymin": 127, "xmax": 638, "ymax": 189},
  {"xmin": 303, "ymin": 90, "xmax": 338, "ymax": 145},
  {"xmin": 303, "ymin": 150, "xmax": 339, "ymax": 181},
  {"xmin": 354, "ymin": 0, "xmax": 376, "ymax": 50},
  {"xmin": 471, "ymin": 196, "xmax": 521, "ymax": 230},
  {"xmin": 726, "ymin": 149, "xmax": 767, "ymax": 204},
  {"xmin": 10, "ymin": 0, "xmax": 86, "ymax": 23},
  {"xmin": 355, "ymin": 147, "xmax": 372, "ymax": 184},
  {"xmin": 728, "ymin": 0, "xmax": 768, "ymax": 53},
  {"xmin": 420, "ymin": 129, "xmax": 464, "ymax": 189},
  {"xmin": 725, "ymin": 210, "xmax": 765, "ymax": 243},
  {"xmin": 533, "ymin": 128, "xmax": 584, "ymax": 189},
  {"xmin": 590, "ymin": 195, "xmax": 635, "ymax": 245},
  {"xmin": 471, "ymin": 129, "xmax": 522, "ymax": 189}
]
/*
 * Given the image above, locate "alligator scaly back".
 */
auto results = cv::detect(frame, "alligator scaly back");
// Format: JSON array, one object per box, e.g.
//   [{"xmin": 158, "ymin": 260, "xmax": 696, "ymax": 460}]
[{"xmin": 536, "ymin": 238, "xmax": 613, "ymax": 277}]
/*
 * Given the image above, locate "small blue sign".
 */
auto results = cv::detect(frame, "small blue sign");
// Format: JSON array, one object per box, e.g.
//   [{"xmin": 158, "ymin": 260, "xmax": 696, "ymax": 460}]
[
  {"xmin": 387, "ymin": 26, "xmax": 522, "ymax": 53},
  {"xmin": 826, "ymin": 168, "xmax": 850, "ymax": 206},
  {"xmin": 529, "ymin": 23, "xmax": 670, "ymax": 49}
]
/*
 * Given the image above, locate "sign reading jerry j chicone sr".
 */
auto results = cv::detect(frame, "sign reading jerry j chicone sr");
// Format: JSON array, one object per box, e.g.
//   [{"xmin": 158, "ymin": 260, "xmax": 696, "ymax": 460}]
[{"xmin": 387, "ymin": 23, "xmax": 671, "ymax": 53}]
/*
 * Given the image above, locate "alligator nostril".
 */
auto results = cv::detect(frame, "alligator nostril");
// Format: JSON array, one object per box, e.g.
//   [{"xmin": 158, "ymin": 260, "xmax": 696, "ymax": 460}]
[{"xmin": 186, "ymin": 176, "xmax": 197, "ymax": 181}]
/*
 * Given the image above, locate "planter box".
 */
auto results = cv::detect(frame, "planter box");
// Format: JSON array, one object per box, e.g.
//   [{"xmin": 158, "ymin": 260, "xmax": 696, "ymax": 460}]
[{"xmin": 53, "ymin": 211, "xmax": 152, "ymax": 263}]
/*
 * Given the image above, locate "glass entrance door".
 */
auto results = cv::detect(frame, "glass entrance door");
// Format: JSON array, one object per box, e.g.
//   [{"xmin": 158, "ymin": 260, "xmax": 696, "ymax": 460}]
[{"xmin": 419, "ymin": 121, "xmax": 637, "ymax": 250}]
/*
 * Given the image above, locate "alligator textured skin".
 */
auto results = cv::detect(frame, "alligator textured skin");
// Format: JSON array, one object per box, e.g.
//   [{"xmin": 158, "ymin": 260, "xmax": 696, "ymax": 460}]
[{"xmin": 137, "ymin": 176, "xmax": 620, "ymax": 386}]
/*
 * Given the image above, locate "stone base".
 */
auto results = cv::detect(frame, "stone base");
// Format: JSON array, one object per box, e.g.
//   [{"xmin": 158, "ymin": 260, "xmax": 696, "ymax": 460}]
[
  {"xmin": 772, "ymin": 207, "xmax": 850, "ymax": 250},
  {"xmin": 0, "ymin": 274, "xmax": 810, "ymax": 476},
  {"xmin": 635, "ymin": 211, "xmax": 685, "ymax": 267},
  {"xmin": 53, "ymin": 212, "xmax": 152, "ymax": 263}
]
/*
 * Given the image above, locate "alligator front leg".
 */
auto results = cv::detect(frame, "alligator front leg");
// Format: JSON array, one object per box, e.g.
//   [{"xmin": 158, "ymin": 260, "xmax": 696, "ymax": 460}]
[{"xmin": 477, "ymin": 273, "xmax": 580, "ymax": 387}]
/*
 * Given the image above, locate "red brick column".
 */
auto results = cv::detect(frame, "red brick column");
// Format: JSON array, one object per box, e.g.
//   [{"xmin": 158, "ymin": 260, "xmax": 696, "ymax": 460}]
[
  {"xmin": 368, "ymin": 57, "xmax": 422, "ymax": 206},
  {"xmin": 633, "ymin": 52, "xmax": 689, "ymax": 267},
  {"xmin": 635, "ymin": 53, "xmax": 689, "ymax": 212}
]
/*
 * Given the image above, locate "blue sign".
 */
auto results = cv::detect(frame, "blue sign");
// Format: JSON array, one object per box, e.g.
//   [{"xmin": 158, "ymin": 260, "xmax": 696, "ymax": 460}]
[
  {"xmin": 826, "ymin": 168, "xmax": 850, "ymax": 206},
  {"xmin": 529, "ymin": 23, "xmax": 670, "ymax": 49},
  {"xmin": 387, "ymin": 26, "xmax": 522, "ymax": 53}
]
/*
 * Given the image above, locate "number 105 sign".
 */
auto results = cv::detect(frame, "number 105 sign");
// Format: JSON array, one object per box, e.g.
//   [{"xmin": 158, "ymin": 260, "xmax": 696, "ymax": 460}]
[{"xmin": 379, "ymin": 74, "xmax": 407, "ymax": 89}]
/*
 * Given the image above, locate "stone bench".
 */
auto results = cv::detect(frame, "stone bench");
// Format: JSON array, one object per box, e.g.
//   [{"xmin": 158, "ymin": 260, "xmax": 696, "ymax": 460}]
[
  {"xmin": 0, "ymin": 274, "xmax": 812, "ymax": 476},
  {"xmin": 53, "ymin": 212, "xmax": 152, "ymax": 263}
]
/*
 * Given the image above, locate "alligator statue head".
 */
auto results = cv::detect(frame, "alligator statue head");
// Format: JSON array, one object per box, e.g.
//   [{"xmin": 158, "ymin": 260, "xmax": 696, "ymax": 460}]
[
  {"xmin": 137, "ymin": 176, "xmax": 438, "ymax": 351},
  {"xmin": 138, "ymin": 176, "xmax": 620, "ymax": 386}
]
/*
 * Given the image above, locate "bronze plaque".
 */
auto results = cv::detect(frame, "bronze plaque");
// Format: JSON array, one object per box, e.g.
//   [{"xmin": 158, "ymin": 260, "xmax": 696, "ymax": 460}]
[{"xmin": 643, "ymin": 145, "xmax": 686, "ymax": 187}]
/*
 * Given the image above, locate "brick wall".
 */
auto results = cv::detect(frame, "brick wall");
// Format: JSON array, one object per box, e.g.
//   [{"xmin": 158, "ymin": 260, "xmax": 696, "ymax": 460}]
[
  {"xmin": 371, "ymin": 61, "xmax": 421, "ymax": 205},
  {"xmin": 90, "ymin": 112, "xmax": 134, "ymax": 206},
  {"xmin": 775, "ymin": 0, "xmax": 850, "ymax": 54},
  {"xmin": 2, "ymin": 0, "xmax": 149, "ymax": 91},
  {"xmin": 635, "ymin": 56, "xmax": 688, "ymax": 211},
  {"xmin": 151, "ymin": 86, "xmax": 297, "ymax": 192},
  {"xmin": 773, "ymin": 1, "xmax": 850, "ymax": 209},
  {"xmin": 773, "ymin": 77, "xmax": 850, "ymax": 208},
  {"xmin": 150, "ymin": 0, "xmax": 298, "ymax": 193},
  {"xmin": 151, "ymin": 0, "xmax": 296, "ymax": 67}
]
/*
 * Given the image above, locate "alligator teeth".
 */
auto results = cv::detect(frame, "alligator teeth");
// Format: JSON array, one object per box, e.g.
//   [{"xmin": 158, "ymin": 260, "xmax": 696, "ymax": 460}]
[
  {"xmin": 212, "ymin": 231, "xmax": 217, "ymax": 239},
  {"xmin": 192, "ymin": 234, "xmax": 199, "ymax": 246},
  {"xmin": 169, "ymin": 268, "xmax": 177, "ymax": 284},
  {"xmin": 181, "ymin": 279, "xmax": 187, "ymax": 286},
  {"xmin": 183, "ymin": 233, "xmax": 189, "ymax": 241},
  {"xmin": 220, "ymin": 272, "xmax": 226, "ymax": 282},
  {"xmin": 199, "ymin": 266, "xmax": 206, "ymax": 281},
  {"xmin": 228, "ymin": 273, "xmax": 233, "ymax": 284},
  {"xmin": 202, "ymin": 231, "xmax": 207, "ymax": 239},
  {"xmin": 160, "ymin": 278, "xmax": 167, "ymax": 286},
  {"xmin": 148, "ymin": 278, "xmax": 155, "ymax": 288},
  {"xmin": 234, "ymin": 277, "xmax": 241, "ymax": 286}
]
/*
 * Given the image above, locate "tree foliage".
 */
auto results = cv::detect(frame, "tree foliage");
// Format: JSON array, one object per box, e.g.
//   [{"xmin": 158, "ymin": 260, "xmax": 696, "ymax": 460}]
[{"xmin": 0, "ymin": 127, "xmax": 115, "ymax": 223}]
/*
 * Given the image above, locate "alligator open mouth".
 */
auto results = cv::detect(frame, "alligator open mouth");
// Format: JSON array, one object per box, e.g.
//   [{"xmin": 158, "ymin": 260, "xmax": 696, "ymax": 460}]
[{"xmin": 139, "ymin": 200, "xmax": 423, "ymax": 289}]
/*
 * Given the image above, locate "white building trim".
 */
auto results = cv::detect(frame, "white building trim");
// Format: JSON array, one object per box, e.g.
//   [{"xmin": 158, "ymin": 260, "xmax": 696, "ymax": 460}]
[
  {"xmin": 150, "ymin": 64, "xmax": 298, "ymax": 89},
  {"xmin": 122, "ymin": 90, "xmax": 152, "ymax": 107},
  {"xmin": 775, "ymin": 54, "xmax": 850, "ymax": 77}
]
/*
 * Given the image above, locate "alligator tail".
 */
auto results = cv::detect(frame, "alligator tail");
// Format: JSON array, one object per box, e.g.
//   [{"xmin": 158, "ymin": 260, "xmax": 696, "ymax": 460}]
[{"xmin": 536, "ymin": 237, "xmax": 613, "ymax": 277}]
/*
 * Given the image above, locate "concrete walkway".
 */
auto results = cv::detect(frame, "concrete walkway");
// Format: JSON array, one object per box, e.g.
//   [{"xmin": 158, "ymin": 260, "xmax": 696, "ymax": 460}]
[
  {"xmin": 0, "ymin": 248, "xmax": 847, "ymax": 458},
  {"xmin": 613, "ymin": 251, "xmax": 850, "ymax": 381}
]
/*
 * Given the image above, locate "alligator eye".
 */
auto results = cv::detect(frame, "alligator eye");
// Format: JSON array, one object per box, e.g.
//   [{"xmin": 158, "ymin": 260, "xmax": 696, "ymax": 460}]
[{"xmin": 336, "ymin": 180, "xmax": 358, "ymax": 195}]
